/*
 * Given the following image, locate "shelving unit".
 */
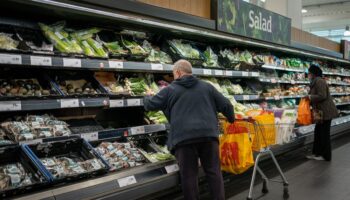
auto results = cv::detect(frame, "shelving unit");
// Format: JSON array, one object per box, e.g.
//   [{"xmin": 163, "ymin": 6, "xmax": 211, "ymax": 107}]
[{"xmin": 0, "ymin": 0, "xmax": 349, "ymax": 199}]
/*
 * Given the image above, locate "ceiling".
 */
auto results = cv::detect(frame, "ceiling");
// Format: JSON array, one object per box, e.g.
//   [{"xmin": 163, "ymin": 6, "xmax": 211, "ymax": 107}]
[{"xmin": 302, "ymin": 0, "xmax": 350, "ymax": 42}]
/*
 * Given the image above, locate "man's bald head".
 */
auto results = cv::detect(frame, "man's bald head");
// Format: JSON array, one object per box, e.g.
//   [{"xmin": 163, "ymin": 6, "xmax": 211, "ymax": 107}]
[{"xmin": 173, "ymin": 59, "xmax": 193, "ymax": 74}]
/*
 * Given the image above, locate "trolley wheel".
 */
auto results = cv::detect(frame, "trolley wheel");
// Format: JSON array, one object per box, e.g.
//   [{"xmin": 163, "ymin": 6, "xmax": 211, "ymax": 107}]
[
  {"xmin": 283, "ymin": 187, "xmax": 289, "ymax": 199},
  {"xmin": 262, "ymin": 180, "xmax": 269, "ymax": 194}
]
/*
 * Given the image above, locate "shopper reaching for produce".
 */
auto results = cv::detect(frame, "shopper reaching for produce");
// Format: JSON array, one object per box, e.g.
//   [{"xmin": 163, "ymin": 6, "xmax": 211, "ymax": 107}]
[
  {"xmin": 306, "ymin": 65, "xmax": 338, "ymax": 161},
  {"xmin": 144, "ymin": 59, "xmax": 234, "ymax": 200}
]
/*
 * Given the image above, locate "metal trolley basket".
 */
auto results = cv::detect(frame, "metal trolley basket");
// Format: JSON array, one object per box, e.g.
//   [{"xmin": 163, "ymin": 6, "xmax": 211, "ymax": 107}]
[{"xmin": 241, "ymin": 117, "xmax": 291, "ymax": 200}]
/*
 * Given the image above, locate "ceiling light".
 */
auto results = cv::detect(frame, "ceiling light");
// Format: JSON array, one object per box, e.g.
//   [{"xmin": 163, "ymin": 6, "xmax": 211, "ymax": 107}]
[
  {"xmin": 344, "ymin": 26, "xmax": 350, "ymax": 36},
  {"xmin": 302, "ymin": 9, "xmax": 308, "ymax": 13},
  {"xmin": 260, "ymin": 0, "xmax": 266, "ymax": 2}
]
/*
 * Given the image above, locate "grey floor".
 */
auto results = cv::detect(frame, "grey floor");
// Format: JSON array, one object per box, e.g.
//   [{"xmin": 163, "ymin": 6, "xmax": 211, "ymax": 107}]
[{"xmin": 228, "ymin": 139, "xmax": 350, "ymax": 200}]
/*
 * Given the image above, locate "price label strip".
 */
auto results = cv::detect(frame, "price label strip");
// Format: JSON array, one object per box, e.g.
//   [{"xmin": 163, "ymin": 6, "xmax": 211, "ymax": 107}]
[
  {"xmin": 151, "ymin": 63, "xmax": 163, "ymax": 70},
  {"xmin": 214, "ymin": 70, "xmax": 223, "ymax": 76},
  {"xmin": 30, "ymin": 56, "xmax": 52, "ymax": 66},
  {"xmin": 19, "ymin": 139, "xmax": 43, "ymax": 145},
  {"xmin": 0, "ymin": 54, "xmax": 22, "ymax": 64},
  {"xmin": 203, "ymin": 69, "xmax": 212, "ymax": 75},
  {"xmin": 109, "ymin": 61, "xmax": 124, "ymax": 69},
  {"xmin": 109, "ymin": 99, "xmax": 124, "ymax": 107},
  {"xmin": 0, "ymin": 101, "xmax": 22, "ymax": 111},
  {"xmin": 242, "ymin": 72, "xmax": 249, "ymax": 77},
  {"xmin": 165, "ymin": 164, "xmax": 180, "ymax": 174},
  {"xmin": 225, "ymin": 70, "xmax": 233, "ymax": 76},
  {"xmin": 60, "ymin": 99, "xmax": 79, "ymax": 108},
  {"xmin": 63, "ymin": 58, "xmax": 81, "ymax": 68},
  {"xmin": 80, "ymin": 132, "xmax": 98, "ymax": 142},
  {"xmin": 117, "ymin": 175, "xmax": 137, "ymax": 188},
  {"xmin": 130, "ymin": 126, "xmax": 145, "ymax": 135},
  {"xmin": 251, "ymin": 72, "xmax": 259, "ymax": 77},
  {"xmin": 127, "ymin": 99, "xmax": 141, "ymax": 106},
  {"xmin": 243, "ymin": 95, "xmax": 250, "ymax": 101}
]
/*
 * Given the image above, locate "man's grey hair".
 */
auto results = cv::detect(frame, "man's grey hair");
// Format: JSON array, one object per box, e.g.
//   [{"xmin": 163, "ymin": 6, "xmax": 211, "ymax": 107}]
[{"xmin": 173, "ymin": 59, "xmax": 192, "ymax": 74}]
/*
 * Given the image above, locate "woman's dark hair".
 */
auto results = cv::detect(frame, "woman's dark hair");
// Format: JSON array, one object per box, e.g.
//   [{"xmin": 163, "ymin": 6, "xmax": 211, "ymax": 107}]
[{"xmin": 308, "ymin": 64, "xmax": 323, "ymax": 77}]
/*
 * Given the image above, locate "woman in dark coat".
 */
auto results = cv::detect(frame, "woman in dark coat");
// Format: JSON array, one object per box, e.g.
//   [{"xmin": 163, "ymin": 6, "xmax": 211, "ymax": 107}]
[{"xmin": 306, "ymin": 65, "xmax": 339, "ymax": 161}]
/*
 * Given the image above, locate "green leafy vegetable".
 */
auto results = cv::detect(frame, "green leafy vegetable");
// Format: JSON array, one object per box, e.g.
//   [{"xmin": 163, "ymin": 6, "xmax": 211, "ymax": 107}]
[
  {"xmin": 169, "ymin": 39, "xmax": 200, "ymax": 59},
  {"xmin": 203, "ymin": 47, "xmax": 220, "ymax": 68}
]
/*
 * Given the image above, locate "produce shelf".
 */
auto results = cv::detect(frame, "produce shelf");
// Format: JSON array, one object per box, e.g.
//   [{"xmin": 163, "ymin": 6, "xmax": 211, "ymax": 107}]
[
  {"xmin": 261, "ymin": 64, "xmax": 306, "ymax": 73},
  {"xmin": 323, "ymin": 71, "xmax": 350, "ymax": 77},
  {"xmin": 0, "ymin": 53, "xmax": 260, "ymax": 78},
  {"xmin": 259, "ymin": 78, "xmax": 309, "ymax": 85},
  {"xmin": 234, "ymin": 95, "xmax": 261, "ymax": 101},
  {"xmin": 336, "ymin": 102, "xmax": 350, "ymax": 106}
]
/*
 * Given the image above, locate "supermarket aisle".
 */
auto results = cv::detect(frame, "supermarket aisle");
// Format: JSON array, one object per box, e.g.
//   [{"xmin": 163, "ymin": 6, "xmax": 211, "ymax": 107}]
[{"xmin": 228, "ymin": 136, "xmax": 350, "ymax": 200}]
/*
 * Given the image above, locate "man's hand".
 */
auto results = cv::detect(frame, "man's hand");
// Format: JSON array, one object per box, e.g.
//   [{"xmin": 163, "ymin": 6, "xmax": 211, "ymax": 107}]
[{"xmin": 145, "ymin": 89, "xmax": 155, "ymax": 96}]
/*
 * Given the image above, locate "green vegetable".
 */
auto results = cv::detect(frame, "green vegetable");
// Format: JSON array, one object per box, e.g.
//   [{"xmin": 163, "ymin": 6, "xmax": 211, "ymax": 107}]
[
  {"xmin": 123, "ymin": 39, "xmax": 147, "ymax": 55},
  {"xmin": 203, "ymin": 47, "xmax": 220, "ymax": 68},
  {"xmin": 146, "ymin": 111, "xmax": 167, "ymax": 124},
  {"xmin": 104, "ymin": 41, "xmax": 128, "ymax": 55},
  {"xmin": 0, "ymin": 33, "xmax": 18, "ymax": 50},
  {"xmin": 143, "ymin": 40, "xmax": 172, "ymax": 64},
  {"xmin": 240, "ymin": 50, "xmax": 254, "ymax": 64},
  {"xmin": 169, "ymin": 39, "xmax": 200, "ymax": 59},
  {"xmin": 86, "ymin": 38, "xmax": 108, "ymax": 58}
]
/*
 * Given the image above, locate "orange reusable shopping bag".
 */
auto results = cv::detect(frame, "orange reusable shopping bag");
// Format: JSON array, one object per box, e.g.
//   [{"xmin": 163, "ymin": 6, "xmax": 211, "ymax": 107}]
[
  {"xmin": 297, "ymin": 98, "xmax": 312, "ymax": 125},
  {"xmin": 220, "ymin": 121, "xmax": 254, "ymax": 174}
]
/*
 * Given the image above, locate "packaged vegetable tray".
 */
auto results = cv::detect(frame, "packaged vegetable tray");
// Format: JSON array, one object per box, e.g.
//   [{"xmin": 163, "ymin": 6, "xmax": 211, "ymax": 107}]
[
  {"xmin": 51, "ymin": 71, "xmax": 107, "ymax": 98},
  {"xmin": 23, "ymin": 138, "xmax": 109, "ymax": 183},
  {"xmin": 0, "ymin": 69, "xmax": 61, "ymax": 100},
  {"xmin": 0, "ymin": 145, "xmax": 50, "ymax": 198},
  {"xmin": 94, "ymin": 72, "xmax": 131, "ymax": 97},
  {"xmin": 96, "ymin": 30, "xmax": 129, "ymax": 59},
  {"xmin": 218, "ymin": 48, "xmax": 240, "ymax": 69},
  {"xmin": 119, "ymin": 34, "xmax": 149, "ymax": 61},
  {"xmin": 164, "ymin": 39, "xmax": 204, "ymax": 66},
  {"xmin": 90, "ymin": 137, "xmax": 148, "ymax": 172}
]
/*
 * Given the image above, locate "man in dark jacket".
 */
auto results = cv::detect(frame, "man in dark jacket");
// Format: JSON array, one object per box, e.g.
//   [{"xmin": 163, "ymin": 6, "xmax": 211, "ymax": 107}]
[{"xmin": 144, "ymin": 59, "xmax": 234, "ymax": 200}]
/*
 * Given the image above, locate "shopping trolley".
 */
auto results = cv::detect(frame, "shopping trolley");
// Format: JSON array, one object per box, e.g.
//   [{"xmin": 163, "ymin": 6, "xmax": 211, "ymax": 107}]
[{"xmin": 237, "ymin": 117, "xmax": 291, "ymax": 200}]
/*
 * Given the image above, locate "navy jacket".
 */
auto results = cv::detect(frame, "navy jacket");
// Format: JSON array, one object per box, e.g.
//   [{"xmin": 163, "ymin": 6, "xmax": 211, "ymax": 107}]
[{"xmin": 144, "ymin": 75, "xmax": 234, "ymax": 151}]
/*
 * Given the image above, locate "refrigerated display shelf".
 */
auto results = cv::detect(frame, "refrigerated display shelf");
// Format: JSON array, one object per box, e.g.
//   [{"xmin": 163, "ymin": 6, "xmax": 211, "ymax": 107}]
[
  {"xmin": 259, "ymin": 78, "xmax": 309, "ymax": 85},
  {"xmin": 323, "ymin": 71, "xmax": 350, "ymax": 77},
  {"xmin": 336, "ymin": 102, "xmax": 350, "ymax": 106},
  {"xmin": 0, "ymin": 53, "xmax": 260, "ymax": 78},
  {"xmin": 261, "ymin": 64, "xmax": 306, "ymax": 73}
]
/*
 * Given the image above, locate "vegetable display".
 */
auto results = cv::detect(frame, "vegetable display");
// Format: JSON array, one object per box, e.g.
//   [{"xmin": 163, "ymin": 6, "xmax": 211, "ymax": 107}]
[
  {"xmin": 0, "ymin": 33, "xmax": 19, "ymax": 50},
  {"xmin": 203, "ymin": 47, "xmax": 220, "ymax": 68},
  {"xmin": 0, "ymin": 163, "xmax": 34, "ymax": 191},
  {"xmin": 103, "ymin": 41, "xmax": 128, "ymax": 56},
  {"xmin": 142, "ymin": 40, "xmax": 172, "ymax": 64},
  {"xmin": 122, "ymin": 39, "xmax": 147, "ymax": 56},
  {"xmin": 146, "ymin": 111, "xmax": 168, "ymax": 124},
  {"xmin": 168, "ymin": 39, "xmax": 201, "ymax": 59},
  {"xmin": 72, "ymin": 28, "xmax": 108, "ymax": 58},
  {"xmin": 0, "ymin": 79, "xmax": 51, "ymax": 97}
]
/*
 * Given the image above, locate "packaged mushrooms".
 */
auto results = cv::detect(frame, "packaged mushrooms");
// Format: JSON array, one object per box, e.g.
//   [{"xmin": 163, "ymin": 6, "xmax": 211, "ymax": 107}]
[
  {"xmin": 0, "ymin": 79, "xmax": 51, "ymax": 98},
  {"xmin": 58, "ymin": 79, "xmax": 99, "ymax": 95},
  {"xmin": 0, "ymin": 163, "xmax": 33, "ymax": 191}
]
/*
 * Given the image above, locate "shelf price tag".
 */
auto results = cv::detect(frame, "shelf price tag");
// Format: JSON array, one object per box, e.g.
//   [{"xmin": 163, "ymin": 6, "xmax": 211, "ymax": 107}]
[
  {"xmin": 117, "ymin": 175, "xmax": 137, "ymax": 188},
  {"xmin": 151, "ymin": 63, "xmax": 163, "ymax": 70},
  {"xmin": 109, "ymin": 61, "xmax": 124, "ymax": 69},
  {"xmin": 291, "ymin": 80, "xmax": 296, "ymax": 84},
  {"xmin": 274, "ymin": 96, "xmax": 281, "ymax": 100},
  {"xmin": 60, "ymin": 99, "xmax": 79, "ymax": 108},
  {"xmin": 0, "ymin": 54, "xmax": 22, "ymax": 64},
  {"xmin": 241, "ymin": 72, "xmax": 249, "ymax": 77},
  {"xmin": 243, "ymin": 95, "xmax": 250, "ymax": 100},
  {"xmin": 225, "ymin": 70, "xmax": 233, "ymax": 76},
  {"xmin": 214, "ymin": 70, "xmax": 223, "ymax": 76},
  {"xmin": 80, "ymin": 132, "xmax": 98, "ymax": 141},
  {"xmin": 165, "ymin": 164, "xmax": 179, "ymax": 174},
  {"xmin": 0, "ymin": 101, "xmax": 21, "ymax": 111},
  {"xmin": 251, "ymin": 72, "xmax": 259, "ymax": 77},
  {"xmin": 271, "ymin": 79, "xmax": 277, "ymax": 83},
  {"xmin": 130, "ymin": 126, "xmax": 145, "ymax": 135},
  {"xmin": 203, "ymin": 69, "xmax": 212, "ymax": 75},
  {"xmin": 127, "ymin": 99, "xmax": 141, "ymax": 106},
  {"xmin": 109, "ymin": 99, "xmax": 124, "ymax": 107},
  {"xmin": 63, "ymin": 58, "xmax": 81, "ymax": 68},
  {"xmin": 30, "ymin": 56, "xmax": 52, "ymax": 66}
]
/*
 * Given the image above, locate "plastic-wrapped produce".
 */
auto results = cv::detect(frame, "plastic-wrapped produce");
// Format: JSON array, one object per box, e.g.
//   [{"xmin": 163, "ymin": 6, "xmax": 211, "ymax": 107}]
[
  {"xmin": 203, "ymin": 47, "xmax": 220, "ymax": 68},
  {"xmin": 142, "ymin": 40, "xmax": 172, "ymax": 64},
  {"xmin": 95, "ymin": 142, "xmax": 146, "ymax": 171},
  {"xmin": 0, "ymin": 163, "xmax": 33, "ymax": 191},
  {"xmin": 168, "ymin": 39, "xmax": 201, "ymax": 59},
  {"xmin": 0, "ymin": 33, "xmax": 19, "ymax": 50},
  {"xmin": 146, "ymin": 111, "xmax": 168, "ymax": 124},
  {"xmin": 0, "ymin": 79, "xmax": 52, "ymax": 97},
  {"xmin": 71, "ymin": 28, "xmax": 108, "ymax": 57}
]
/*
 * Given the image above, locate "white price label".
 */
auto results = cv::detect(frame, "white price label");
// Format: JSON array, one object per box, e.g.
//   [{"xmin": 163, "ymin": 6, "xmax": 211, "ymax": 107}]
[
  {"xmin": 203, "ymin": 69, "xmax": 212, "ymax": 75},
  {"xmin": 243, "ymin": 95, "xmax": 250, "ymax": 100},
  {"xmin": 274, "ymin": 96, "xmax": 281, "ymax": 100},
  {"xmin": 60, "ymin": 99, "xmax": 79, "ymax": 108},
  {"xmin": 251, "ymin": 72, "xmax": 259, "ymax": 77},
  {"xmin": 242, "ymin": 72, "xmax": 249, "ymax": 77},
  {"xmin": 271, "ymin": 79, "xmax": 277, "ymax": 83},
  {"xmin": 117, "ymin": 175, "xmax": 137, "ymax": 188},
  {"xmin": 63, "ymin": 58, "xmax": 81, "ymax": 68},
  {"xmin": 225, "ymin": 71, "xmax": 233, "ymax": 76},
  {"xmin": 214, "ymin": 70, "xmax": 223, "ymax": 76},
  {"xmin": 0, "ymin": 101, "xmax": 21, "ymax": 111},
  {"xmin": 81, "ymin": 132, "xmax": 98, "ymax": 141},
  {"xmin": 130, "ymin": 126, "xmax": 145, "ymax": 135},
  {"xmin": 109, "ymin": 99, "xmax": 124, "ymax": 107},
  {"xmin": 151, "ymin": 63, "xmax": 163, "ymax": 70},
  {"xmin": 165, "ymin": 164, "xmax": 179, "ymax": 174},
  {"xmin": 109, "ymin": 61, "xmax": 124, "ymax": 69},
  {"xmin": 0, "ymin": 54, "xmax": 22, "ymax": 64},
  {"xmin": 291, "ymin": 80, "xmax": 296, "ymax": 84},
  {"xmin": 127, "ymin": 99, "xmax": 141, "ymax": 106},
  {"xmin": 30, "ymin": 56, "xmax": 52, "ymax": 66}
]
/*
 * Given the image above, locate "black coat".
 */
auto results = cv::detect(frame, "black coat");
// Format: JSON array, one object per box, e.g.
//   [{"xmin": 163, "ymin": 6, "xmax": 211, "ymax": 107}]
[{"xmin": 144, "ymin": 75, "xmax": 234, "ymax": 150}]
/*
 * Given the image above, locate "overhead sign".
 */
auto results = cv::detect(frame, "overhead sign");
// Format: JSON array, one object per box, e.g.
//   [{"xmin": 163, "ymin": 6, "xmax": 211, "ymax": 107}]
[
  {"xmin": 341, "ymin": 40, "xmax": 350, "ymax": 60},
  {"xmin": 217, "ymin": 0, "xmax": 291, "ymax": 45}
]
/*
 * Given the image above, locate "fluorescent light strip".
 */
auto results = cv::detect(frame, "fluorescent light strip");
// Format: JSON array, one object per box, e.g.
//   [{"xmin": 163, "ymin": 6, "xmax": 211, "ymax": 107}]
[{"xmin": 31, "ymin": 0, "xmax": 350, "ymax": 64}]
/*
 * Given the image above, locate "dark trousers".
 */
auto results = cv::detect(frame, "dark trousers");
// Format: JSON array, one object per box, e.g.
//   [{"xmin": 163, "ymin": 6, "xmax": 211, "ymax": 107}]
[
  {"xmin": 175, "ymin": 140, "xmax": 225, "ymax": 200},
  {"xmin": 313, "ymin": 120, "xmax": 332, "ymax": 161}
]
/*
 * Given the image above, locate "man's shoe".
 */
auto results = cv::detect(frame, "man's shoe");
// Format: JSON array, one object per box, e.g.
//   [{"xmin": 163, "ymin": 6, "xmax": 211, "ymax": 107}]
[
  {"xmin": 313, "ymin": 156, "xmax": 325, "ymax": 161},
  {"xmin": 306, "ymin": 155, "xmax": 316, "ymax": 160}
]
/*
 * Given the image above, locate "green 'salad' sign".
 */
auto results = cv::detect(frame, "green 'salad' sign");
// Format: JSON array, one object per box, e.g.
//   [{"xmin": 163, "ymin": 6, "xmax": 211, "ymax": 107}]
[{"xmin": 217, "ymin": 0, "xmax": 291, "ymax": 45}]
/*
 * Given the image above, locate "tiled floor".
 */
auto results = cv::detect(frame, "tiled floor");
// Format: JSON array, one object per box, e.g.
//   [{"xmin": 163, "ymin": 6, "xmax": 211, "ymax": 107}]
[{"xmin": 228, "ymin": 136, "xmax": 350, "ymax": 200}]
